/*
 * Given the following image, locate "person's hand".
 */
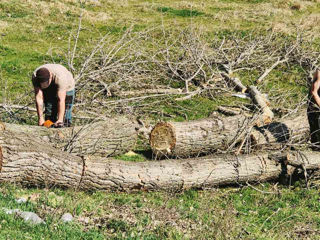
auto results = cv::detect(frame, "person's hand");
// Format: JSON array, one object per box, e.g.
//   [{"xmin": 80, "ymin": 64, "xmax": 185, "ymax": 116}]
[
  {"xmin": 38, "ymin": 118, "xmax": 45, "ymax": 126},
  {"xmin": 54, "ymin": 121, "xmax": 64, "ymax": 128}
]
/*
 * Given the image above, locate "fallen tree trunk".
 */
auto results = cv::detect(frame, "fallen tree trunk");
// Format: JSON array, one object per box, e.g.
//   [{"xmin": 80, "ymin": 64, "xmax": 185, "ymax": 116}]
[
  {"xmin": 150, "ymin": 115, "xmax": 250, "ymax": 158},
  {"xmin": 0, "ymin": 127, "xmax": 318, "ymax": 191},
  {"xmin": 248, "ymin": 86, "xmax": 274, "ymax": 126},
  {"xmin": 150, "ymin": 113, "xmax": 308, "ymax": 158},
  {"xmin": 0, "ymin": 116, "xmax": 139, "ymax": 157}
]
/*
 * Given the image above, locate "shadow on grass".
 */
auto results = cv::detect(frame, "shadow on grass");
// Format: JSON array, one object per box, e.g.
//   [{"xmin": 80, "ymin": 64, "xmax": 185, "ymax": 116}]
[{"xmin": 157, "ymin": 7, "xmax": 204, "ymax": 17}]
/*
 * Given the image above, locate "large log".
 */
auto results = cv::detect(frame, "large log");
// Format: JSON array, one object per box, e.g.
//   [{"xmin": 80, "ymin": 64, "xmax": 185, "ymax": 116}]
[
  {"xmin": 0, "ymin": 127, "xmax": 318, "ymax": 191},
  {"xmin": 150, "ymin": 113, "xmax": 309, "ymax": 158},
  {"xmin": 0, "ymin": 116, "xmax": 139, "ymax": 157}
]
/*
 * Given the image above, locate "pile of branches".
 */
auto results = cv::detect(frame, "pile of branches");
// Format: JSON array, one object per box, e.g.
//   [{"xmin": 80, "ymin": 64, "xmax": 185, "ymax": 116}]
[
  {"xmin": 70, "ymin": 27, "xmax": 318, "ymax": 116},
  {"xmin": 1, "ymin": 26, "xmax": 319, "ymax": 124}
]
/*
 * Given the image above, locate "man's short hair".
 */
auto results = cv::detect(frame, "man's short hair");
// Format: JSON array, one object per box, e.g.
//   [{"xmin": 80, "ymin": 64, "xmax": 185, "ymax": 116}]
[{"xmin": 35, "ymin": 68, "xmax": 50, "ymax": 89}]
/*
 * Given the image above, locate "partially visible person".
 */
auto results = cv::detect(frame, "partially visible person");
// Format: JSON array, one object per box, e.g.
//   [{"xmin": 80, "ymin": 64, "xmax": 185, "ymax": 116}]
[
  {"xmin": 32, "ymin": 64, "xmax": 75, "ymax": 127},
  {"xmin": 307, "ymin": 69, "xmax": 320, "ymax": 149}
]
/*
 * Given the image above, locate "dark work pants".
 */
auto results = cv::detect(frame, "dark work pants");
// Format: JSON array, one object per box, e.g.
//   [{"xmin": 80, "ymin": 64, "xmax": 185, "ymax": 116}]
[
  {"xmin": 307, "ymin": 108, "xmax": 320, "ymax": 149},
  {"xmin": 44, "ymin": 89, "xmax": 75, "ymax": 127}
]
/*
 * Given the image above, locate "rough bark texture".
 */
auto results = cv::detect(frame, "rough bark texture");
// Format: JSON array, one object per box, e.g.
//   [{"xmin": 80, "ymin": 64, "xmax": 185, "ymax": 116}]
[
  {"xmin": 0, "ymin": 127, "xmax": 318, "ymax": 191},
  {"xmin": 222, "ymin": 73, "xmax": 247, "ymax": 93},
  {"xmin": 251, "ymin": 113, "xmax": 309, "ymax": 149},
  {"xmin": 150, "ymin": 113, "xmax": 308, "ymax": 158},
  {"xmin": 1, "ymin": 116, "xmax": 139, "ymax": 157},
  {"xmin": 80, "ymin": 153, "xmax": 281, "ymax": 191},
  {"xmin": 150, "ymin": 115, "xmax": 250, "ymax": 158},
  {"xmin": 0, "ymin": 130, "xmax": 83, "ymax": 188},
  {"xmin": 1, "ymin": 126, "xmax": 319, "ymax": 191},
  {"xmin": 248, "ymin": 86, "xmax": 274, "ymax": 126}
]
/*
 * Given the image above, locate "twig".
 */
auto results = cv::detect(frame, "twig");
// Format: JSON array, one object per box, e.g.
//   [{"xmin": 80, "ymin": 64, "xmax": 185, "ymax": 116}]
[
  {"xmin": 0, "ymin": 104, "xmax": 37, "ymax": 112},
  {"xmin": 256, "ymin": 57, "xmax": 288, "ymax": 83}
]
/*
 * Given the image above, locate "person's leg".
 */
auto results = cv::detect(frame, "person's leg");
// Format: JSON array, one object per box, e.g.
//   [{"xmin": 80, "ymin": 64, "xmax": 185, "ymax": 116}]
[
  {"xmin": 308, "ymin": 109, "xmax": 320, "ymax": 149},
  {"xmin": 64, "ymin": 89, "xmax": 75, "ymax": 127},
  {"xmin": 315, "ymin": 113, "xmax": 320, "ymax": 148},
  {"xmin": 44, "ymin": 93, "xmax": 57, "ymax": 122}
]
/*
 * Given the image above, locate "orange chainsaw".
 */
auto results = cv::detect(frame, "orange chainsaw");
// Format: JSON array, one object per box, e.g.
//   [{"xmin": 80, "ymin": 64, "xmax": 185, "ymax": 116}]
[{"xmin": 43, "ymin": 120, "xmax": 54, "ymax": 128}]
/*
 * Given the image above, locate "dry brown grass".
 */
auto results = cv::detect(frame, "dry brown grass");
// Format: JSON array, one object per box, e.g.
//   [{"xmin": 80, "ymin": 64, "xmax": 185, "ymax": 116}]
[{"xmin": 0, "ymin": 20, "xmax": 9, "ymax": 30}]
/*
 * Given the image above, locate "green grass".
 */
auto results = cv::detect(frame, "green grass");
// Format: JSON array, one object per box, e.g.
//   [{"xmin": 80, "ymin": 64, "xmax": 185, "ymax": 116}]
[
  {"xmin": 115, "ymin": 154, "xmax": 146, "ymax": 162},
  {"xmin": 0, "ymin": 187, "xmax": 105, "ymax": 239},
  {"xmin": 220, "ymin": 0, "xmax": 268, "ymax": 3},
  {"xmin": 1, "ymin": 1, "xmax": 320, "ymax": 238},
  {"xmin": 0, "ymin": 0, "xmax": 319, "ymax": 97},
  {"xmin": 153, "ymin": 96, "xmax": 250, "ymax": 122},
  {"xmin": 1, "ymin": 182, "xmax": 320, "ymax": 239},
  {"xmin": 157, "ymin": 7, "xmax": 204, "ymax": 17},
  {"xmin": 0, "ymin": 0, "xmax": 317, "ymax": 122}
]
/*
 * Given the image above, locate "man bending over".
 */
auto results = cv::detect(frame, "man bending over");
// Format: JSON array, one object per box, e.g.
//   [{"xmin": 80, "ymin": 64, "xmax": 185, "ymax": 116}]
[{"xmin": 32, "ymin": 64, "xmax": 75, "ymax": 127}]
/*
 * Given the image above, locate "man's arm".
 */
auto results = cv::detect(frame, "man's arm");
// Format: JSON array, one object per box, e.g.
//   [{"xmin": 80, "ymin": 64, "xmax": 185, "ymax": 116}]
[
  {"xmin": 34, "ymin": 87, "xmax": 45, "ymax": 126},
  {"xmin": 56, "ymin": 89, "xmax": 67, "ymax": 124},
  {"xmin": 311, "ymin": 70, "xmax": 320, "ymax": 107}
]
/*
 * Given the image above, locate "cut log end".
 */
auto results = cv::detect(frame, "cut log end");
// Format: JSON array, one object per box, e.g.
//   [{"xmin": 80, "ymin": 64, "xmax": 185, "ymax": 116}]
[
  {"xmin": 150, "ymin": 122, "xmax": 176, "ymax": 156},
  {"xmin": 254, "ymin": 112, "xmax": 274, "ymax": 127},
  {"xmin": 241, "ymin": 88, "xmax": 247, "ymax": 94}
]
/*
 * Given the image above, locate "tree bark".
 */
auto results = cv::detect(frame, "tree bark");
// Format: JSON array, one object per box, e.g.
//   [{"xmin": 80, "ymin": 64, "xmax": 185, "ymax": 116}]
[
  {"xmin": 250, "ymin": 113, "xmax": 308, "ymax": 149},
  {"xmin": 150, "ymin": 113, "xmax": 309, "ymax": 158},
  {"xmin": 0, "ymin": 127, "xmax": 318, "ymax": 191},
  {"xmin": 0, "ymin": 116, "xmax": 139, "ymax": 157},
  {"xmin": 222, "ymin": 73, "xmax": 247, "ymax": 93},
  {"xmin": 248, "ymin": 86, "xmax": 274, "ymax": 126}
]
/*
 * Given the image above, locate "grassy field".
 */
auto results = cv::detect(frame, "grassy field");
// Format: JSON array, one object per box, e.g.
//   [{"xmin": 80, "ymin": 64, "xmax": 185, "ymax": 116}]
[
  {"xmin": 1, "ymin": 0, "xmax": 320, "ymax": 239},
  {"xmin": 0, "ymin": 0, "xmax": 318, "ymax": 113},
  {"xmin": 1, "ymin": 181, "xmax": 320, "ymax": 239}
]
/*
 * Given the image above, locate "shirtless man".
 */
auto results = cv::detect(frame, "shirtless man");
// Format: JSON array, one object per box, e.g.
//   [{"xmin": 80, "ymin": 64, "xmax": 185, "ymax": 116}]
[
  {"xmin": 308, "ymin": 70, "xmax": 320, "ymax": 149},
  {"xmin": 32, "ymin": 64, "xmax": 75, "ymax": 127}
]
